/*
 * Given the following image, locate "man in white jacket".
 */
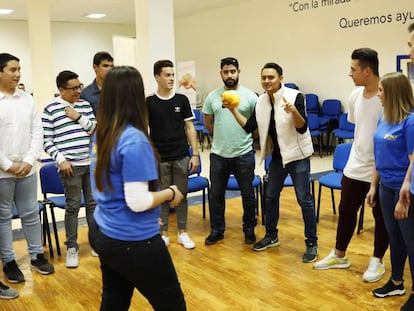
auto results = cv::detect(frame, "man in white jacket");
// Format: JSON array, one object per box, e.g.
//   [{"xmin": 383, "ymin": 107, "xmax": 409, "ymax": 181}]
[{"xmin": 224, "ymin": 62, "xmax": 318, "ymax": 263}]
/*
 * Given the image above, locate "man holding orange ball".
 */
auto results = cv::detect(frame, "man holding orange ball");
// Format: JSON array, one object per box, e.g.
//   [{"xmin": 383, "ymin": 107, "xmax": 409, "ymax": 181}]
[
  {"xmin": 203, "ymin": 57, "xmax": 258, "ymax": 245},
  {"xmin": 224, "ymin": 63, "xmax": 318, "ymax": 263}
]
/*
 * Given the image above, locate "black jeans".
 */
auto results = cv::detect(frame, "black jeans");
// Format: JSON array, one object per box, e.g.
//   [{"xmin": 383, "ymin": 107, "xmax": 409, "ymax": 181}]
[
  {"xmin": 209, "ymin": 150, "xmax": 257, "ymax": 233},
  {"xmin": 89, "ymin": 220, "xmax": 186, "ymax": 311}
]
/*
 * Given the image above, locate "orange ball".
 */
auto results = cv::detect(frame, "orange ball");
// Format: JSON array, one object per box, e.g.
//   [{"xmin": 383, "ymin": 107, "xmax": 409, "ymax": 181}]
[{"xmin": 222, "ymin": 90, "xmax": 240, "ymax": 108}]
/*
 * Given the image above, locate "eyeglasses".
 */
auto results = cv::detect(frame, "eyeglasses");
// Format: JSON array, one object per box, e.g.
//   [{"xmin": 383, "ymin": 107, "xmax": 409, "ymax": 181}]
[{"xmin": 62, "ymin": 83, "xmax": 84, "ymax": 92}]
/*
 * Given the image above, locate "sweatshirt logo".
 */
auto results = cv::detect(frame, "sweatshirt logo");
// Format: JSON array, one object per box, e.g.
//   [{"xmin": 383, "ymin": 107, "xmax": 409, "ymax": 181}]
[
  {"xmin": 383, "ymin": 133, "xmax": 397, "ymax": 140},
  {"xmin": 174, "ymin": 106, "xmax": 181, "ymax": 113}
]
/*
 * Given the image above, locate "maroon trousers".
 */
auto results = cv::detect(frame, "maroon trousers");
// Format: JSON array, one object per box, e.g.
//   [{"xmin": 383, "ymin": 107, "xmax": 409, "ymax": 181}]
[{"xmin": 335, "ymin": 175, "xmax": 389, "ymax": 258}]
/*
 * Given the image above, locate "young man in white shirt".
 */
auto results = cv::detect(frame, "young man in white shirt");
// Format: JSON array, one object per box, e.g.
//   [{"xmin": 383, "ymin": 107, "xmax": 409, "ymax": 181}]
[{"xmin": 0, "ymin": 53, "xmax": 54, "ymax": 292}]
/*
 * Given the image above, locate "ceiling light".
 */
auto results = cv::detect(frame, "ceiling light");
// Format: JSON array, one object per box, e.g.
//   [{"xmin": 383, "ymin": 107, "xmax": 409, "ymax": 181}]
[
  {"xmin": 0, "ymin": 9, "xmax": 13, "ymax": 15},
  {"xmin": 84, "ymin": 13, "xmax": 106, "ymax": 19}
]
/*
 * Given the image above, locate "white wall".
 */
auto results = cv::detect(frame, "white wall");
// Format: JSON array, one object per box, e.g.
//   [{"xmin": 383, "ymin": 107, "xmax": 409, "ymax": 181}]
[
  {"xmin": 0, "ymin": 20, "xmax": 134, "ymax": 96},
  {"xmin": 174, "ymin": 0, "xmax": 413, "ymax": 110},
  {"xmin": 1, "ymin": 0, "xmax": 412, "ymax": 109}
]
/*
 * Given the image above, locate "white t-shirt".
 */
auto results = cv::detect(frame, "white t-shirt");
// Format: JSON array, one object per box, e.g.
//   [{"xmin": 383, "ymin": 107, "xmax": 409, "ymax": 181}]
[{"xmin": 343, "ymin": 87, "xmax": 382, "ymax": 183}]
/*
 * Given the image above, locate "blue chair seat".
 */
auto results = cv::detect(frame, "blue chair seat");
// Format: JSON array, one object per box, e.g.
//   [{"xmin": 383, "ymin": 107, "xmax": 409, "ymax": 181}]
[{"xmin": 332, "ymin": 129, "xmax": 354, "ymax": 140}]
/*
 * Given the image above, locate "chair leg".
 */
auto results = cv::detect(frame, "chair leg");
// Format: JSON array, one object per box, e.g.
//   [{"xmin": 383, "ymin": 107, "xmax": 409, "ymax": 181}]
[
  {"xmin": 357, "ymin": 201, "xmax": 365, "ymax": 234},
  {"xmin": 202, "ymin": 188, "xmax": 206, "ymax": 219},
  {"xmin": 318, "ymin": 135, "xmax": 323, "ymax": 158},
  {"xmin": 49, "ymin": 206, "xmax": 61, "ymax": 256},
  {"xmin": 316, "ymin": 184, "xmax": 322, "ymax": 223},
  {"xmin": 330, "ymin": 188, "xmax": 336, "ymax": 214},
  {"xmin": 310, "ymin": 179, "xmax": 315, "ymax": 211},
  {"xmin": 262, "ymin": 178, "xmax": 267, "ymax": 225},
  {"xmin": 41, "ymin": 205, "xmax": 54, "ymax": 258}
]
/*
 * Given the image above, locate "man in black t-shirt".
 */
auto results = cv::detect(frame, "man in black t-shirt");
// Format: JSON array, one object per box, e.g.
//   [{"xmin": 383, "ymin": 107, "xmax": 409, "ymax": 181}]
[{"xmin": 147, "ymin": 60, "xmax": 199, "ymax": 250}]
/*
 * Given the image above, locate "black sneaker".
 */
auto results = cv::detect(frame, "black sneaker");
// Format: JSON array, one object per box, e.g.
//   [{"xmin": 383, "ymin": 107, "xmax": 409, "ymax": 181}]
[
  {"xmin": 3, "ymin": 260, "xmax": 24, "ymax": 283},
  {"xmin": 0, "ymin": 282, "xmax": 18, "ymax": 300},
  {"xmin": 31, "ymin": 254, "xmax": 55, "ymax": 275},
  {"xmin": 401, "ymin": 294, "xmax": 414, "ymax": 311},
  {"xmin": 244, "ymin": 229, "xmax": 256, "ymax": 245},
  {"xmin": 372, "ymin": 278, "xmax": 405, "ymax": 298},
  {"xmin": 302, "ymin": 243, "xmax": 318, "ymax": 263},
  {"xmin": 205, "ymin": 232, "xmax": 224, "ymax": 245},
  {"xmin": 252, "ymin": 236, "xmax": 280, "ymax": 251}
]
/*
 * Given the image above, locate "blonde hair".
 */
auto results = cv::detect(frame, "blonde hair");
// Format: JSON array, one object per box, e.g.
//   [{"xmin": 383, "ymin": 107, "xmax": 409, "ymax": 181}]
[{"xmin": 380, "ymin": 72, "xmax": 414, "ymax": 124}]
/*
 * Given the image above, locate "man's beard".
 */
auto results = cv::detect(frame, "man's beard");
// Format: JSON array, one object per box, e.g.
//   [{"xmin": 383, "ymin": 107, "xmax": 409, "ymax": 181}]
[{"xmin": 223, "ymin": 77, "xmax": 239, "ymax": 88}]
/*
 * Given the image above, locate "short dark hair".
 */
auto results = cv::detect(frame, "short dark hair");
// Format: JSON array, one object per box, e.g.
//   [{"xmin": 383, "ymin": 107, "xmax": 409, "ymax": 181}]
[
  {"xmin": 56, "ymin": 70, "xmax": 79, "ymax": 88},
  {"xmin": 93, "ymin": 51, "xmax": 113, "ymax": 66},
  {"xmin": 153, "ymin": 59, "xmax": 174, "ymax": 75},
  {"xmin": 262, "ymin": 63, "xmax": 283, "ymax": 76},
  {"xmin": 220, "ymin": 57, "xmax": 239, "ymax": 69},
  {"xmin": 351, "ymin": 48, "xmax": 379, "ymax": 76},
  {"xmin": 0, "ymin": 53, "xmax": 19, "ymax": 72},
  {"xmin": 408, "ymin": 22, "xmax": 414, "ymax": 33}
]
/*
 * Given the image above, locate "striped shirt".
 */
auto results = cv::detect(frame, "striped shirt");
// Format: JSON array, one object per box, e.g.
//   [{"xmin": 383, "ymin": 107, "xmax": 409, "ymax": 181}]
[{"xmin": 42, "ymin": 97, "xmax": 96, "ymax": 166}]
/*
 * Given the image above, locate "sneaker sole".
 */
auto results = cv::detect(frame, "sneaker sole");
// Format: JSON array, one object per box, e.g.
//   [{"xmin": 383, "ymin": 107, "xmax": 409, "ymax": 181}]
[
  {"xmin": 66, "ymin": 263, "xmax": 79, "ymax": 269},
  {"xmin": 302, "ymin": 256, "xmax": 318, "ymax": 263},
  {"xmin": 252, "ymin": 242, "xmax": 280, "ymax": 252},
  {"xmin": 363, "ymin": 270, "xmax": 385, "ymax": 283},
  {"xmin": 0, "ymin": 293, "xmax": 19, "ymax": 299},
  {"xmin": 5, "ymin": 278, "xmax": 24, "ymax": 284},
  {"xmin": 314, "ymin": 263, "xmax": 351, "ymax": 270},
  {"xmin": 30, "ymin": 265, "xmax": 54, "ymax": 275},
  {"xmin": 205, "ymin": 236, "xmax": 224, "ymax": 245},
  {"xmin": 178, "ymin": 241, "xmax": 196, "ymax": 249},
  {"xmin": 373, "ymin": 288, "xmax": 406, "ymax": 298}
]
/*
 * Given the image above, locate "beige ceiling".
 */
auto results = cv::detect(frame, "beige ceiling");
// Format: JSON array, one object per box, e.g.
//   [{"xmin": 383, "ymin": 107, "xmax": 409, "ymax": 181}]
[{"xmin": 0, "ymin": 0, "xmax": 252, "ymax": 23}]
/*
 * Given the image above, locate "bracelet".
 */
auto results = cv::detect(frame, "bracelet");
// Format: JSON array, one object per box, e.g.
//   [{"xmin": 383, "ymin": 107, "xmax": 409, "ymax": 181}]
[
  {"xmin": 75, "ymin": 114, "xmax": 82, "ymax": 121},
  {"xmin": 166, "ymin": 186, "xmax": 176, "ymax": 202},
  {"xmin": 191, "ymin": 154, "xmax": 199, "ymax": 157}
]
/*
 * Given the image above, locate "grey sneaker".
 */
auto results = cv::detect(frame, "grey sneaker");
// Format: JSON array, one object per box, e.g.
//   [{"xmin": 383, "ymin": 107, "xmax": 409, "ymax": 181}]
[
  {"xmin": 252, "ymin": 236, "xmax": 280, "ymax": 251},
  {"xmin": 0, "ymin": 282, "xmax": 18, "ymax": 299},
  {"xmin": 31, "ymin": 254, "xmax": 55, "ymax": 275},
  {"xmin": 66, "ymin": 247, "xmax": 79, "ymax": 268},
  {"xmin": 302, "ymin": 243, "xmax": 318, "ymax": 263}
]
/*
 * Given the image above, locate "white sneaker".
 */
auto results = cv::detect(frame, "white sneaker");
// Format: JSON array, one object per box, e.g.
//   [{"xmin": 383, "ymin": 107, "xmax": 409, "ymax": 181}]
[
  {"xmin": 363, "ymin": 257, "xmax": 385, "ymax": 282},
  {"xmin": 313, "ymin": 249, "xmax": 351, "ymax": 270},
  {"xmin": 178, "ymin": 232, "xmax": 195, "ymax": 249},
  {"xmin": 161, "ymin": 235, "xmax": 170, "ymax": 246},
  {"xmin": 66, "ymin": 247, "xmax": 79, "ymax": 268},
  {"xmin": 91, "ymin": 249, "xmax": 99, "ymax": 257}
]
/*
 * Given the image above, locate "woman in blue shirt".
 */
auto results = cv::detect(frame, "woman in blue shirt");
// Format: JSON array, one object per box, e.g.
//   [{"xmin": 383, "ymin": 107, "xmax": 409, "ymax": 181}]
[
  {"xmin": 89, "ymin": 66, "xmax": 186, "ymax": 311},
  {"xmin": 367, "ymin": 72, "xmax": 414, "ymax": 305}
]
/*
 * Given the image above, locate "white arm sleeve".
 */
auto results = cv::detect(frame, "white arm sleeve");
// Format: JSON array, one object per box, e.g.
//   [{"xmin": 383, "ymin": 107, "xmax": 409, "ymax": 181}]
[{"xmin": 124, "ymin": 181, "xmax": 155, "ymax": 212}]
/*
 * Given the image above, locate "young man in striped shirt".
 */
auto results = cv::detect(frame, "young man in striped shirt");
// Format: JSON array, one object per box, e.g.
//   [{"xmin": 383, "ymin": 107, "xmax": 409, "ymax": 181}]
[{"xmin": 42, "ymin": 70, "xmax": 97, "ymax": 268}]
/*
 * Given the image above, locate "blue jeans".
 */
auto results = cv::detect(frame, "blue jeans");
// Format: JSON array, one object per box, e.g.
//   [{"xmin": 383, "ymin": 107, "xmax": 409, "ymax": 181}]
[
  {"xmin": 265, "ymin": 157, "xmax": 317, "ymax": 245},
  {"xmin": 0, "ymin": 173, "xmax": 43, "ymax": 263},
  {"xmin": 59, "ymin": 165, "xmax": 96, "ymax": 250},
  {"xmin": 379, "ymin": 183, "xmax": 414, "ymax": 288},
  {"xmin": 209, "ymin": 151, "xmax": 257, "ymax": 233}
]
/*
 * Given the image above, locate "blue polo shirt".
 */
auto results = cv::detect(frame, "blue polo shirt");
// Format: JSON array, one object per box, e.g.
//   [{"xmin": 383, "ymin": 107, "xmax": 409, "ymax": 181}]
[{"xmin": 81, "ymin": 79, "xmax": 100, "ymax": 116}]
